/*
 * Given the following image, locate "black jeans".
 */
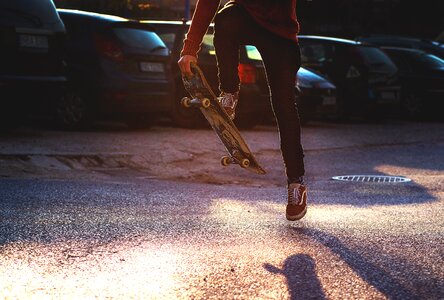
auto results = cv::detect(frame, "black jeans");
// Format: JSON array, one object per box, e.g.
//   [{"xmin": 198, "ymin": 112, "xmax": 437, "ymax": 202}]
[{"xmin": 214, "ymin": 4, "xmax": 305, "ymax": 182}]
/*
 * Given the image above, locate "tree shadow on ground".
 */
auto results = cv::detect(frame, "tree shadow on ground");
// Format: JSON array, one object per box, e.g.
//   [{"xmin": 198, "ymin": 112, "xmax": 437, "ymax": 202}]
[{"xmin": 264, "ymin": 254, "xmax": 326, "ymax": 300}]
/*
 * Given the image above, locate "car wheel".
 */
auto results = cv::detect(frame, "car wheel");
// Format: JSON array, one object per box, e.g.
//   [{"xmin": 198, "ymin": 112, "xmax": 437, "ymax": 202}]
[
  {"xmin": 333, "ymin": 94, "xmax": 350, "ymax": 122},
  {"xmin": 0, "ymin": 111, "xmax": 23, "ymax": 132},
  {"xmin": 56, "ymin": 89, "xmax": 95, "ymax": 130},
  {"xmin": 0, "ymin": 101, "xmax": 24, "ymax": 132},
  {"xmin": 126, "ymin": 115, "xmax": 153, "ymax": 130},
  {"xmin": 402, "ymin": 93, "xmax": 425, "ymax": 119},
  {"xmin": 234, "ymin": 114, "xmax": 259, "ymax": 129}
]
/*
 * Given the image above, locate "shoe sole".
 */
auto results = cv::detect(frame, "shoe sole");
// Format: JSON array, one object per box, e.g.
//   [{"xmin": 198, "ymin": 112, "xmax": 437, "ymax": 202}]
[{"xmin": 286, "ymin": 206, "xmax": 307, "ymax": 221}]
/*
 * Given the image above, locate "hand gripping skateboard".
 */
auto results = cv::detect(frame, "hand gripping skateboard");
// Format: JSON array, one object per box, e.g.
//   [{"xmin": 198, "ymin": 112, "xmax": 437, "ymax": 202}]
[{"xmin": 181, "ymin": 63, "xmax": 266, "ymax": 175}]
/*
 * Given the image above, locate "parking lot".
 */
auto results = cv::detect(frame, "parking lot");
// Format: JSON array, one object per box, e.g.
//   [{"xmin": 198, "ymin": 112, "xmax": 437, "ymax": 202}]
[
  {"xmin": 1, "ymin": 2, "xmax": 444, "ymax": 298},
  {"xmin": 1, "ymin": 119, "xmax": 443, "ymax": 187},
  {"xmin": 1, "ymin": 119, "xmax": 443, "ymax": 299}
]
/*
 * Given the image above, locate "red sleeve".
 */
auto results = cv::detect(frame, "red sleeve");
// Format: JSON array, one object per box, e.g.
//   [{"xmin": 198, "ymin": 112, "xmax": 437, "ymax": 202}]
[{"xmin": 180, "ymin": 0, "xmax": 221, "ymax": 57}]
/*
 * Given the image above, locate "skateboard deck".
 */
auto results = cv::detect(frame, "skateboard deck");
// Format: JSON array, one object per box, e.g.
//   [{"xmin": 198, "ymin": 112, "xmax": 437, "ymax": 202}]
[{"xmin": 181, "ymin": 63, "xmax": 266, "ymax": 175}]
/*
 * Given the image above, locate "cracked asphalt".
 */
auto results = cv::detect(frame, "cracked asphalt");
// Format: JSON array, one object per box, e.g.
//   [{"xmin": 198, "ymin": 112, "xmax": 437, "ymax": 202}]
[{"xmin": 0, "ymin": 120, "xmax": 443, "ymax": 299}]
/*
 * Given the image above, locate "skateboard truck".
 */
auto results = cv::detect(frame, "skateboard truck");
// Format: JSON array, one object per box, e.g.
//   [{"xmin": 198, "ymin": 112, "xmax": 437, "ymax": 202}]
[
  {"xmin": 181, "ymin": 97, "xmax": 211, "ymax": 109},
  {"xmin": 221, "ymin": 151, "xmax": 250, "ymax": 169}
]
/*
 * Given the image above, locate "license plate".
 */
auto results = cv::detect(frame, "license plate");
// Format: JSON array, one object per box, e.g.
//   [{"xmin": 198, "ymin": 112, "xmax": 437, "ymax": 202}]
[
  {"xmin": 19, "ymin": 34, "xmax": 49, "ymax": 49},
  {"xmin": 322, "ymin": 96, "xmax": 336, "ymax": 105},
  {"xmin": 140, "ymin": 62, "xmax": 164, "ymax": 73}
]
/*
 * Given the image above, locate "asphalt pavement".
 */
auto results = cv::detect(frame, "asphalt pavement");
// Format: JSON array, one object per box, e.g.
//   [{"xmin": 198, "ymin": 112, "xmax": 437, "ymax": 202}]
[{"xmin": 0, "ymin": 120, "xmax": 443, "ymax": 299}]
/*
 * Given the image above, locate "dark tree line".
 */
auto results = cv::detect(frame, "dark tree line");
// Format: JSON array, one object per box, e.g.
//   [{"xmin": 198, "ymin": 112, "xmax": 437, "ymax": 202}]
[{"xmin": 54, "ymin": 0, "xmax": 444, "ymax": 39}]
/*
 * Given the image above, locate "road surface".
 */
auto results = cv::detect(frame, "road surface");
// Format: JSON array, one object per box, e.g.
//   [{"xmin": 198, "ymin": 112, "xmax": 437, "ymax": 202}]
[{"xmin": 0, "ymin": 121, "xmax": 443, "ymax": 299}]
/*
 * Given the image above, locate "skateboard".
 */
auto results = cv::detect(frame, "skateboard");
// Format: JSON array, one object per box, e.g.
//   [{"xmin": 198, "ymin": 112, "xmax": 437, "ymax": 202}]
[{"xmin": 181, "ymin": 63, "xmax": 266, "ymax": 175}]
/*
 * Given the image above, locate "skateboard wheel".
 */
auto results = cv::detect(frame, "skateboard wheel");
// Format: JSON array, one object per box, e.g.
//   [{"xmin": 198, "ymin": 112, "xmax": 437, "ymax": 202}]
[
  {"xmin": 221, "ymin": 156, "xmax": 231, "ymax": 166},
  {"xmin": 240, "ymin": 158, "xmax": 250, "ymax": 168},
  {"xmin": 201, "ymin": 98, "xmax": 211, "ymax": 108},
  {"xmin": 181, "ymin": 97, "xmax": 191, "ymax": 108}
]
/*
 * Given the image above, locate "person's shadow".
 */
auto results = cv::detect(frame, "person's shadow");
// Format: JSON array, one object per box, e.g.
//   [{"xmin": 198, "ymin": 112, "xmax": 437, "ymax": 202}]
[{"xmin": 264, "ymin": 254, "xmax": 327, "ymax": 300}]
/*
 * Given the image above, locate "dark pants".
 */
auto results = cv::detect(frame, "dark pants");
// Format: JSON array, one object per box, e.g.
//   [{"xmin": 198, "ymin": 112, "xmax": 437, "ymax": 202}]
[{"xmin": 214, "ymin": 4, "xmax": 305, "ymax": 182}]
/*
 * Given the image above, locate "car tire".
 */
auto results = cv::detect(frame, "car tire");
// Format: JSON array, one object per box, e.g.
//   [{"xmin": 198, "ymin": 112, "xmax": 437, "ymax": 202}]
[
  {"xmin": 297, "ymin": 97, "xmax": 315, "ymax": 126},
  {"xmin": 234, "ymin": 114, "xmax": 259, "ymax": 129},
  {"xmin": 126, "ymin": 115, "xmax": 153, "ymax": 130},
  {"xmin": 56, "ymin": 88, "xmax": 95, "ymax": 131},
  {"xmin": 299, "ymin": 113, "xmax": 310, "ymax": 126},
  {"xmin": 333, "ymin": 94, "xmax": 350, "ymax": 122},
  {"xmin": 402, "ymin": 93, "xmax": 425, "ymax": 119},
  {"xmin": 0, "ymin": 111, "xmax": 23, "ymax": 132},
  {"xmin": 0, "ymin": 101, "xmax": 24, "ymax": 132}
]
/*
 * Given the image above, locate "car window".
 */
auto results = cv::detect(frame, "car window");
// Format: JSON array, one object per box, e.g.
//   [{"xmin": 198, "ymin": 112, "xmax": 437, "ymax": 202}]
[
  {"xmin": 385, "ymin": 52, "xmax": 412, "ymax": 73},
  {"xmin": 246, "ymin": 45, "xmax": 262, "ymax": 61},
  {"xmin": 199, "ymin": 34, "xmax": 261, "ymax": 62},
  {"xmin": 157, "ymin": 33, "xmax": 176, "ymax": 50},
  {"xmin": 300, "ymin": 43, "xmax": 334, "ymax": 64},
  {"xmin": 60, "ymin": 15, "xmax": 89, "ymax": 40},
  {"xmin": 113, "ymin": 27, "xmax": 166, "ymax": 51},
  {"xmin": 201, "ymin": 33, "xmax": 215, "ymax": 56},
  {"xmin": 355, "ymin": 46, "xmax": 398, "ymax": 74},
  {"xmin": 416, "ymin": 53, "xmax": 444, "ymax": 69},
  {"xmin": 377, "ymin": 39, "xmax": 413, "ymax": 48},
  {"xmin": 0, "ymin": 0, "xmax": 63, "ymax": 28}
]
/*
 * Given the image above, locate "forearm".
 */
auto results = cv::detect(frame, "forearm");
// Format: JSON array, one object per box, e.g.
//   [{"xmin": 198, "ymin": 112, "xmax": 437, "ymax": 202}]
[{"xmin": 181, "ymin": 0, "xmax": 221, "ymax": 57}]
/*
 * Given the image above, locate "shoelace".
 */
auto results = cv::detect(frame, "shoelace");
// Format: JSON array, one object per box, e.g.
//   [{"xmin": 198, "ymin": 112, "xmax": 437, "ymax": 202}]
[
  {"xmin": 219, "ymin": 93, "xmax": 238, "ymax": 109},
  {"xmin": 288, "ymin": 185, "xmax": 303, "ymax": 205}
]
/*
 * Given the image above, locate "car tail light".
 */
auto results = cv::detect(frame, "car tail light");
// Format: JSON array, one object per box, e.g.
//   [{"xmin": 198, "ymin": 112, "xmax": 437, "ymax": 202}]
[
  {"xmin": 94, "ymin": 34, "xmax": 124, "ymax": 62},
  {"xmin": 103, "ymin": 90, "xmax": 127, "ymax": 102},
  {"xmin": 238, "ymin": 63, "xmax": 257, "ymax": 84}
]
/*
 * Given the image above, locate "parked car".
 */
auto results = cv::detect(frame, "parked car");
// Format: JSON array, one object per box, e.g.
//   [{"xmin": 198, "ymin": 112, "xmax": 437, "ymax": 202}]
[
  {"xmin": 144, "ymin": 20, "xmax": 337, "ymax": 127},
  {"xmin": 144, "ymin": 20, "xmax": 270, "ymax": 128},
  {"xmin": 0, "ymin": 0, "xmax": 66, "ymax": 129},
  {"xmin": 381, "ymin": 47, "xmax": 444, "ymax": 119},
  {"xmin": 237, "ymin": 44, "xmax": 337, "ymax": 125},
  {"xmin": 296, "ymin": 67, "xmax": 337, "ymax": 123},
  {"xmin": 298, "ymin": 35, "xmax": 400, "ymax": 120},
  {"xmin": 57, "ymin": 9, "xmax": 174, "ymax": 129},
  {"xmin": 358, "ymin": 35, "xmax": 444, "ymax": 60},
  {"xmin": 437, "ymin": 31, "xmax": 444, "ymax": 43}
]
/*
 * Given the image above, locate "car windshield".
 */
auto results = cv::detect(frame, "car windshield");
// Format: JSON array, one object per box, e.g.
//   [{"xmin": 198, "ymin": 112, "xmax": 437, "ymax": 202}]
[
  {"xmin": 113, "ymin": 27, "xmax": 166, "ymax": 51},
  {"xmin": 246, "ymin": 45, "xmax": 262, "ymax": 61},
  {"xmin": 415, "ymin": 53, "xmax": 444, "ymax": 69},
  {"xmin": 356, "ymin": 46, "xmax": 398, "ymax": 74},
  {"xmin": 0, "ymin": 0, "xmax": 61, "ymax": 26},
  {"xmin": 198, "ymin": 35, "xmax": 262, "ymax": 60},
  {"xmin": 156, "ymin": 33, "xmax": 176, "ymax": 50},
  {"xmin": 202, "ymin": 34, "xmax": 216, "ymax": 55}
]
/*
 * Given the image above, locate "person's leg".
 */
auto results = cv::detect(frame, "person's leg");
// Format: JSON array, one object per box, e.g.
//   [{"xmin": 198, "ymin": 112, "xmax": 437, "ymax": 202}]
[
  {"xmin": 213, "ymin": 4, "xmax": 251, "ymax": 119},
  {"xmin": 257, "ymin": 39, "xmax": 305, "ymax": 183},
  {"xmin": 214, "ymin": 4, "xmax": 304, "ymax": 181},
  {"xmin": 214, "ymin": 4, "xmax": 306, "ymax": 219},
  {"xmin": 257, "ymin": 37, "xmax": 307, "ymax": 220},
  {"xmin": 256, "ymin": 35, "xmax": 306, "ymax": 220},
  {"xmin": 214, "ymin": 5, "xmax": 305, "ymax": 182},
  {"xmin": 213, "ymin": 3, "xmax": 245, "ymax": 94}
]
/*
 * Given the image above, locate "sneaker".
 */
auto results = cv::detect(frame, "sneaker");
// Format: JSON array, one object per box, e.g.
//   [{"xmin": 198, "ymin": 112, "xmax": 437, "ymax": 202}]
[
  {"xmin": 286, "ymin": 183, "xmax": 307, "ymax": 221},
  {"xmin": 218, "ymin": 91, "xmax": 239, "ymax": 120}
]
